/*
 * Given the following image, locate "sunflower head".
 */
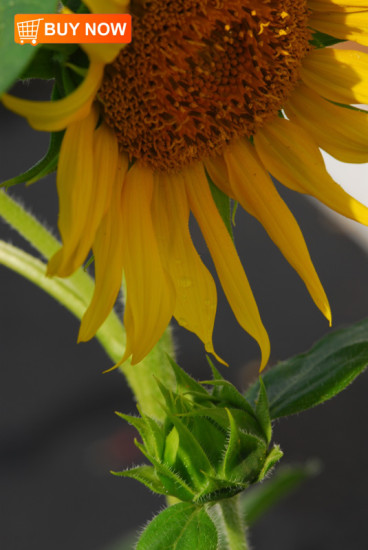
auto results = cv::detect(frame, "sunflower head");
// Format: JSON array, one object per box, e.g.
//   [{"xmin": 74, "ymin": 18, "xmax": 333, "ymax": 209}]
[
  {"xmin": 114, "ymin": 358, "xmax": 282, "ymax": 504},
  {"xmin": 98, "ymin": 0, "xmax": 311, "ymax": 171}
]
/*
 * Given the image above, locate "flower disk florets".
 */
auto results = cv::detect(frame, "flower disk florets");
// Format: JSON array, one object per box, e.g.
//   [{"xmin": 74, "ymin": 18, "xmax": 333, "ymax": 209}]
[
  {"xmin": 98, "ymin": 0, "xmax": 310, "ymax": 171},
  {"xmin": 114, "ymin": 359, "xmax": 282, "ymax": 504}
]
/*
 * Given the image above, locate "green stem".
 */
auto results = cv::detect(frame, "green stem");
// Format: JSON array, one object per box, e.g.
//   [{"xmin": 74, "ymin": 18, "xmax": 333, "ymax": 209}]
[
  {"xmin": 215, "ymin": 496, "xmax": 249, "ymax": 550},
  {"xmin": 0, "ymin": 189, "xmax": 176, "ymax": 419}
]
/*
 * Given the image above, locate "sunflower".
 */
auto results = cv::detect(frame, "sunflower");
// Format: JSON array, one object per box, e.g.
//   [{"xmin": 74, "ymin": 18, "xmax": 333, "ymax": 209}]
[{"xmin": 3, "ymin": 0, "xmax": 368, "ymax": 369}]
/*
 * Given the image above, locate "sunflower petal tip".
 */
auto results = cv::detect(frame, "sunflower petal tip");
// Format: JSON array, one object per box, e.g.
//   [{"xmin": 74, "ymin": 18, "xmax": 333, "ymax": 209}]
[
  {"xmin": 259, "ymin": 335, "xmax": 271, "ymax": 373},
  {"xmin": 102, "ymin": 363, "xmax": 120, "ymax": 374},
  {"xmin": 204, "ymin": 343, "xmax": 228, "ymax": 367}
]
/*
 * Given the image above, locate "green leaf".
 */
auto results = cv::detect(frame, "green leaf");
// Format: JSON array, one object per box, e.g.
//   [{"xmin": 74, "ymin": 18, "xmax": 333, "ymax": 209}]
[
  {"xmin": 0, "ymin": 0, "xmax": 60, "ymax": 95},
  {"xmin": 309, "ymin": 30, "xmax": 344, "ymax": 49},
  {"xmin": 207, "ymin": 172, "xmax": 234, "ymax": 240},
  {"xmin": 241, "ymin": 462, "xmax": 321, "ymax": 526},
  {"xmin": 246, "ymin": 319, "xmax": 368, "ymax": 419},
  {"xmin": 136, "ymin": 503, "xmax": 218, "ymax": 550}
]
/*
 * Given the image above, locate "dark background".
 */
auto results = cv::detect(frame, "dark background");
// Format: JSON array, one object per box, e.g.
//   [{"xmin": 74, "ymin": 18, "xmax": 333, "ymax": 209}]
[{"xmin": 1, "ymin": 81, "xmax": 368, "ymax": 550}]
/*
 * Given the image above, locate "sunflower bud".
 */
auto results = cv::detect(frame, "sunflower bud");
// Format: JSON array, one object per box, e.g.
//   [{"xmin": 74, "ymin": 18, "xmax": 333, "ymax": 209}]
[{"xmin": 114, "ymin": 358, "xmax": 282, "ymax": 504}]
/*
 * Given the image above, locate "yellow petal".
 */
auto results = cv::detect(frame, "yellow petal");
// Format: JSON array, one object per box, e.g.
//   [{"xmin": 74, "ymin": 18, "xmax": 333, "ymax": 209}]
[
  {"xmin": 120, "ymin": 163, "xmax": 176, "ymax": 365},
  {"xmin": 48, "ymin": 112, "xmax": 120, "ymax": 278},
  {"xmin": 152, "ymin": 171, "xmax": 225, "ymax": 365},
  {"xmin": 184, "ymin": 162, "xmax": 270, "ymax": 371},
  {"xmin": 83, "ymin": 0, "xmax": 130, "ymax": 13},
  {"xmin": 204, "ymin": 155, "xmax": 234, "ymax": 198},
  {"xmin": 47, "ymin": 105, "xmax": 99, "ymax": 277},
  {"xmin": 308, "ymin": 1, "xmax": 368, "ymax": 11},
  {"xmin": 78, "ymin": 154, "xmax": 128, "ymax": 342},
  {"xmin": 254, "ymin": 117, "xmax": 368, "ymax": 227},
  {"xmin": 300, "ymin": 48, "xmax": 368, "ymax": 104},
  {"xmin": 309, "ymin": 10, "xmax": 368, "ymax": 46},
  {"xmin": 82, "ymin": 43, "xmax": 125, "ymax": 64},
  {"xmin": 1, "ymin": 61, "xmax": 104, "ymax": 132},
  {"xmin": 285, "ymin": 82, "xmax": 368, "ymax": 163},
  {"xmin": 224, "ymin": 139, "xmax": 331, "ymax": 324}
]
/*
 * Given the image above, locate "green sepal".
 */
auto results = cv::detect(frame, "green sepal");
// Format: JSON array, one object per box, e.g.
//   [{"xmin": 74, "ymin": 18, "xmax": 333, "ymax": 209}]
[
  {"xmin": 198, "ymin": 472, "xmax": 247, "ymax": 503},
  {"xmin": 167, "ymin": 355, "xmax": 209, "ymax": 397},
  {"xmin": 164, "ymin": 426, "xmax": 180, "ymax": 466},
  {"xmin": 1, "ymin": 129, "xmax": 63, "ymax": 189},
  {"xmin": 136, "ymin": 503, "xmax": 218, "ymax": 550},
  {"xmin": 115, "ymin": 411, "xmax": 164, "ymax": 459},
  {"xmin": 221, "ymin": 408, "xmax": 242, "ymax": 476},
  {"xmin": 187, "ymin": 415, "xmax": 227, "ymax": 466},
  {"xmin": 165, "ymin": 411, "xmax": 215, "ymax": 488},
  {"xmin": 257, "ymin": 445, "xmax": 283, "ymax": 482},
  {"xmin": 218, "ymin": 409, "xmax": 268, "ymax": 485},
  {"xmin": 154, "ymin": 376, "xmax": 180, "ymax": 414},
  {"xmin": 309, "ymin": 30, "xmax": 344, "ymax": 49},
  {"xmin": 182, "ymin": 406, "xmax": 261, "ymax": 439},
  {"xmin": 202, "ymin": 378, "xmax": 256, "ymax": 418},
  {"xmin": 1, "ymin": 83, "xmax": 64, "ymax": 189},
  {"xmin": 112, "ymin": 465, "xmax": 167, "ymax": 495},
  {"xmin": 246, "ymin": 318, "xmax": 368, "ymax": 419},
  {"xmin": 255, "ymin": 377, "xmax": 272, "ymax": 444},
  {"xmin": 133, "ymin": 439, "xmax": 196, "ymax": 501}
]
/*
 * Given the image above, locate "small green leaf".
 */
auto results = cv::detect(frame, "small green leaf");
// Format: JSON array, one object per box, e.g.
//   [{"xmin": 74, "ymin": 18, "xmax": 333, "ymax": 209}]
[
  {"xmin": 241, "ymin": 462, "xmax": 321, "ymax": 526},
  {"xmin": 207, "ymin": 172, "xmax": 234, "ymax": 240},
  {"xmin": 255, "ymin": 378, "xmax": 272, "ymax": 444},
  {"xmin": 136, "ymin": 503, "xmax": 218, "ymax": 550},
  {"xmin": 0, "ymin": 0, "xmax": 59, "ymax": 95},
  {"xmin": 309, "ymin": 30, "xmax": 344, "ymax": 49},
  {"xmin": 246, "ymin": 319, "xmax": 368, "ymax": 419}
]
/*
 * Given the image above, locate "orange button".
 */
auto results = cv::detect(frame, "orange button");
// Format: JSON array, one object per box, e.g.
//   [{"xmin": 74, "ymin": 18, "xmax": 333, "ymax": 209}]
[{"xmin": 15, "ymin": 14, "xmax": 132, "ymax": 46}]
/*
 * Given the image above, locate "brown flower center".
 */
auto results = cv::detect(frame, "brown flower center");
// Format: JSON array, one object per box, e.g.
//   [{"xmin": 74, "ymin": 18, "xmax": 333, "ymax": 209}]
[{"xmin": 98, "ymin": 0, "xmax": 310, "ymax": 172}]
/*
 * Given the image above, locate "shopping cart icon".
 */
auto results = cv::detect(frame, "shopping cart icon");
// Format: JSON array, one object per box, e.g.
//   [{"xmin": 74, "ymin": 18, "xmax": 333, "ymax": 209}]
[{"xmin": 17, "ymin": 18, "xmax": 44, "ymax": 45}]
